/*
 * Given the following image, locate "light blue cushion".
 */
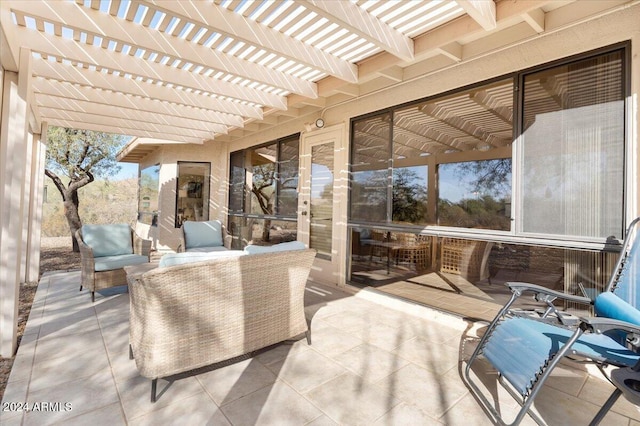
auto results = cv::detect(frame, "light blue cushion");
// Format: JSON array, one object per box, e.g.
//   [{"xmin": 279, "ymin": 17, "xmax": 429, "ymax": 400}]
[
  {"xmin": 183, "ymin": 220, "xmax": 223, "ymax": 249},
  {"xmin": 94, "ymin": 254, "xmax": 148, "ymax": 272},
  {"xmin": 82, "ymin": 224, "xmax": 133, "ymax": 257},
  {"xmin": 244, "ymin": 241, "xmax": 306, "ymax": 255},
  {"xmin": 185, "ymin": 246, "xmax": 229, "ymax": 253},
  {"xmin": 159, "ymin": 250, "xmax": 245, "ymax": 268},
  {"xmin": 594, "ymin": 292, "xmax": 640, "ymax": 326}
]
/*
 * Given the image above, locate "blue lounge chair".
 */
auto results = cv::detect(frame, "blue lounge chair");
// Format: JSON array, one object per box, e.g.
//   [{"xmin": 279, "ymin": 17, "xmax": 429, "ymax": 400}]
[{"xmin": 464, "ymin": 218, "xmax": 640, "ymax": 425}]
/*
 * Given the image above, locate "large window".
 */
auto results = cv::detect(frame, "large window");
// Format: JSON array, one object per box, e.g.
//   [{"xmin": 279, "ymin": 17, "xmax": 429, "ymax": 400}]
[
  {"xmin": 349, "ymin": 44, "xmax": 627, "ymax": 242},
  {"xmin": 138, "ymin": 164, "xmax": 159, "ymax": 226},
  {"xmin": 351, "ymin": 78, "xmax": 514, "ymax": 231},
  {"xmin": 175, "ymin": 162, "xmax": 210, "ymax": 228},
  {"xmin": 228, "ymin": 135, "xmax": 299, "ymax": 246},
  {"xmin": 520, "ymin": 50, "xmax": 625, "ymax": 239}
]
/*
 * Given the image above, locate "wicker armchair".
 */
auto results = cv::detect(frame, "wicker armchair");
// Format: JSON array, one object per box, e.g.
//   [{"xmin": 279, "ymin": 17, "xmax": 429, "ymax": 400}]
[
  {"xmin": 76, "ymin": 224, "xmax": 151, "ymax": 302},
  {"xmin": 129, "ymin": 248, "xmax": 316, "ymax": 403}
]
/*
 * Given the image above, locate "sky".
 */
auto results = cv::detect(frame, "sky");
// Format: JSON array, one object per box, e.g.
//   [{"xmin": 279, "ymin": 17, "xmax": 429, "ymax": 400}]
[{"xmin": 114, "ymin": 162, "xmax": 139, "ymax": 181}]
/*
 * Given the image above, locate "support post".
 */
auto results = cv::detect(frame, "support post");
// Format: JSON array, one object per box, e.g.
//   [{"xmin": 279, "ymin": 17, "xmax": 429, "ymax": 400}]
[
  {"xmin": 25, "ymin": 123, "xmax": 48, "ymax": 282},
  {"xmin": 0, "ymin": 48, "xmax": 32, "ymax": 357},
  {"xmin": 20, "ymin": 132, "xmax": 34, "ymax": 281}
]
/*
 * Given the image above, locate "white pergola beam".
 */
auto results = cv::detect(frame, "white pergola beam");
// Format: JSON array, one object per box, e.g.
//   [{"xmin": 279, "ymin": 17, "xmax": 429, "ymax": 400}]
[
  {"xmin": 5, "ymin": 23, "xmax": 287, "ymax": 110},
  {"xmin": 147, "ymin": 0, "xmax": 359, "ymax": 84},
  {"xmin": 32, "ymin": 59, "xmax": 262, "ymax": 119},
  {"xmin": 456, "ymin": 0, "xmax": 497, "ymax": 31},
  {"xmin": 32, "ymin": 77, "xmax": 241, "ymax": 129},
  {"xmin": 438, "ymin": 42, "xmax": 463, "ymax": 62},
  {"xmin": 377, "ymin": 66, "xmax": 403, "ymax": 82},
  {"xmin": 39, "ymin": 107, "xmax": 216, "ymax": 141},
  {"xmin": 8, "ymin": 0, "xmax": 318, "ymax": 99},
  {"xmin": 298, "ymin": 0, "xmax": 414, "ymax": 62},
  {"xmin": 43, "ymin": 117, "xmax": 206, "ymax": 144},
  {"xmin": 0, "ymin": 6, "xmax": 19, "ymax": 71},
  {"xmin": 522, "ymin": 8, "xmax": 545, "ymax": 33},
  {"xmin": 34, "ymin": 93, "xmax": 228, "ymax": 136}
]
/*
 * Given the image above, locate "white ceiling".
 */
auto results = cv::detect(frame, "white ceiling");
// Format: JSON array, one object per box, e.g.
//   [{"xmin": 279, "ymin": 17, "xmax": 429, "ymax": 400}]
[{"xmin": 0, "ymin": 0, "xmax": 634, "ymax": 160}]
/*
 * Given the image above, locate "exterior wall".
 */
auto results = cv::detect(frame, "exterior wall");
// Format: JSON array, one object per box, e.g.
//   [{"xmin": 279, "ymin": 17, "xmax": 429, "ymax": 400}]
[{"xmin": 135, "ymin": 141, "xmax": 229, "ymax": 252}]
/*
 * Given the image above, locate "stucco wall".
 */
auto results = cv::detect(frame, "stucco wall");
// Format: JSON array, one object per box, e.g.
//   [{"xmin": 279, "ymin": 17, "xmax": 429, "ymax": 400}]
[{"xmin": 135, "ymin": 141, "xmax": 229, "ymax": 252}]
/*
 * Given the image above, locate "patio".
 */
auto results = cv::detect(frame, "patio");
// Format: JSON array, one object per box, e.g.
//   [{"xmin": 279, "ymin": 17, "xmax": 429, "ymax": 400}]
[{"xmin": 2, "ymin": 271, "xmax": 638, "ymax": 425}]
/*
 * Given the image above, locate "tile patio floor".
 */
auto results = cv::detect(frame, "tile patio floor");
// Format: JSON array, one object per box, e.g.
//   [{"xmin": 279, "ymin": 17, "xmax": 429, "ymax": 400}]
[{"xmin": 1, "ymin": 270, "xmax": 639, "ymax": 425}]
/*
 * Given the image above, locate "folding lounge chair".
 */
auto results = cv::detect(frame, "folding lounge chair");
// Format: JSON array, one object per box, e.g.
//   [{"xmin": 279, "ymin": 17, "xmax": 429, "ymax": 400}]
[{"xmin": 464, "ymin": 218, "xmax": 640, "ymax": 426}]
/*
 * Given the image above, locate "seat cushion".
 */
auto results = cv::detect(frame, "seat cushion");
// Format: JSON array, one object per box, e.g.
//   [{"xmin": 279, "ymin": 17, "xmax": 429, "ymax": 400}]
[
  {"xmin": 183, "ymin": 220, "xmax": 223, "ymax": 249},
  {"xmin": 82, "ymin": 223, "xmax": 133, "ymax": 257},
  {"xmin": 94, "ymin": 254, "xmax": 148, "ymax": 272},
  {"xmin": 159, "ymin": 250, "xmax": 246, "ymax": 268},
  {"xmin": 185, "ymin": 246, "xmax": 229, "ymax": 253},
  {"xmin": 244, "ymin": 241, "xmax": 306, "ymax": 255}
]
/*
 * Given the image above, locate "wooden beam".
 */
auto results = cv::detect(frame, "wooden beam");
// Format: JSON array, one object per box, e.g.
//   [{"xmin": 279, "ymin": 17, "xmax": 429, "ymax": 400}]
[
  {"xmin": 297, "ymin": 0, "xmax": 414, "ymax": 62},
  {"xmin": 42, "ymin": 117, "xmax": 206, "ymax": 143},
  {"xmin": 34, "ymin": 93, "xmax": 228, "ymax": 135},
  {"xmin": 32, "ymin": 77, "xmax": 241, "ymax": 129},
  {"xmin": 522, "ymin": 8, "xmax": 545, "ymax": 33},
  {"xmin": 456, "ymin": 0, "xmax": 497, "ymax": 31},
  {"xmin": 437, "ymin": 42, "xmax": 463, "ymax": 62},
  {"xmin": 39, "ymin": 107, "xmax": 217, "ymax": 140},
  {"xmin": 5, "ymin": 23, "xmax": 287, "ymax": 109},
  {"xmin": 7, "ymin": 0, "xmax": 319, "ymax": 99},
  {"xmin": 146, "ymin": 0, "xmax": 358, "ymax": 83},
  {"xmin": 31, "ymin": 59, "xmax": 262, "ymax": 119},
  {"xmin": 377, "ymin": 66, "xmax": 403, "ymax": 82}
]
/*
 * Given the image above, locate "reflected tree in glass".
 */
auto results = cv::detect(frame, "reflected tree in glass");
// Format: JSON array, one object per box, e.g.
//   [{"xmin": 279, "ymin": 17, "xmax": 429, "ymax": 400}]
[
  {"xmin": 392, "ymin": 167, "xmax": 427, "ymax": 224},
  {"xmin": 438, "ymin": 159, "xmax": 511, "ymax": 230},
  {"xmin": 138, "ymin": 164, "xmax": 160, "ymax": 226}
]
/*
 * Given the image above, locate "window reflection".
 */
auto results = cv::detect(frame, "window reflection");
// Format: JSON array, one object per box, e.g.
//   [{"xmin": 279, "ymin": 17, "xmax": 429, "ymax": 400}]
[
  {"xmin": 392, "ymin": 166, "xmax": 428, "ymax": 225},
  {"xmin": 350, "ymin": 78, "xmax": 514, "ymax": 230},
  {"xmin": 175, "ymin": 162, "xmax": 210, "ymax": 228},
  {"xmin": 250, "ymin": 144, "xmax": 277, "ymax": 215},
  {"xmin": 138, "ymin": 164, "xmax": 159, "ymax": 226},
  {"xmin": 349, "ymin": 227, "xmax": 615, "ymax": 317},
  {"xmin": 277, "ymin": 138, "xmax": 299, "ymax": 216},
  {"xmin": 227, "ymin": 135, "xmax": 299, "ymax": 248},
  {"xmin": 521, "ymin": 50, "xmax": 624, "ymax": 239},
  {"xmin": 227, "ymin": 216, "xmax": 296, "ymax": 249},
  {"xmin": 438, "ymin": 159, "xmax": 511, "ymax": 230},
  {"xmin": 351, "ymin": 112, "xmax": 391, "ymax": 223}
]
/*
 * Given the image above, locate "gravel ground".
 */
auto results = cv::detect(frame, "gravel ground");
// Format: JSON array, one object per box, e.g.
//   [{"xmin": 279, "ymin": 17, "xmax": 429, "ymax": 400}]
[{"xmin": 0, "ymin": 237, "xmax": 80, "ymax": 401}]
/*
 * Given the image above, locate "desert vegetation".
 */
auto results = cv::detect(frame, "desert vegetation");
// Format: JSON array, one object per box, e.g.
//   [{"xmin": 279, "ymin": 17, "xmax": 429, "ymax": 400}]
[{"xmin": 41, "ymin": 177, "xmax": 138, "ymax": 238}]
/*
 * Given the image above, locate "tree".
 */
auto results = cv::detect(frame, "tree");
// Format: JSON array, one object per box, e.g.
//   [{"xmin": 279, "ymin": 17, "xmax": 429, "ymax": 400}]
[
  {"xmin": 392, "ymin": 167, "xmax": 427, "ymax": 223},
  {"xmin": 45, "ymin": 127, "xmax": 127, "ymax": 251},
  {"xmin": 454, "ymin": 158, "xmax": 511, "ymax": 198}
]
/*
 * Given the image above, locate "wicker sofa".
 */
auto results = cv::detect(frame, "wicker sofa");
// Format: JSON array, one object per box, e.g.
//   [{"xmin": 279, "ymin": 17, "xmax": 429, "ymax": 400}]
[
  {"xmin": 129, "ymin": 246, "xmax": 316, "ymax": 402},
  {"xmin": 76, "ymin": 223, "xmax": 151, "ymax": 302}
]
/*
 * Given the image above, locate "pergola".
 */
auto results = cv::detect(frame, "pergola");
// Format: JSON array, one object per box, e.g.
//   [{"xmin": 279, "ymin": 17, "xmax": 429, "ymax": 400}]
[{"xmin": 1, "ymin": 0, "xmax": 636, "ymax": 357}]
